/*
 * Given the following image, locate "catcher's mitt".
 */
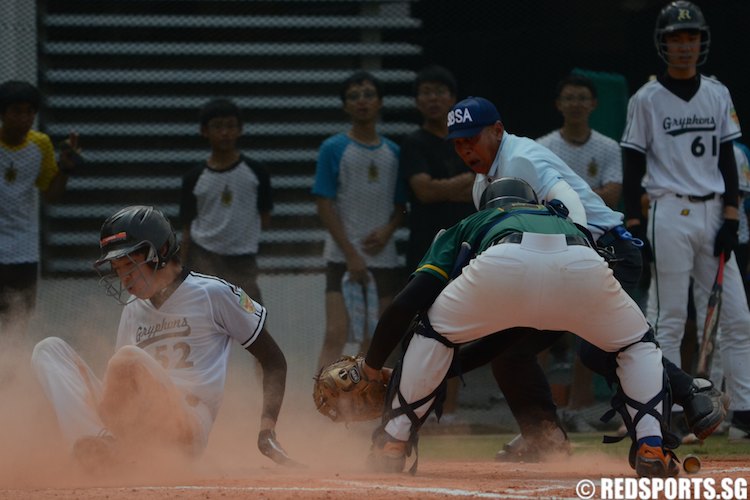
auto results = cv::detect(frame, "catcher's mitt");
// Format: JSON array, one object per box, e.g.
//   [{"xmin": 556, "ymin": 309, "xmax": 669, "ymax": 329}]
[{"xmin": 313, "ymin": 355, "xmax": 387, "ymax": 423}]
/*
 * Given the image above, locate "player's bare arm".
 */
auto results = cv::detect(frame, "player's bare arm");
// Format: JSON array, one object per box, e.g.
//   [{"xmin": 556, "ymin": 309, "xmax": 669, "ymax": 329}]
[
  {"xmin": 364, "ymin": 273, "xmax": 444, "ymax": 372},
  {"xmin": 245, "ymin": 327, "xmax": 302, "ymax": 467},
  {"xmin": 362, "ymin": 205, "xmax": 406, "ymax": 256},
  {"xmin": 409, "ymin": 171, "xmax": 475, "ymax": 204},
  {"xmin": 621, "ymin": 148, "xmax": 647, "ymax": 229},
  {"xmin": 595, "ymin": 182, "xmax": 622, "ymax": 210},
  {"xmin": 245, "ymin": 328, "xmax": 287, "ymax": 431}
]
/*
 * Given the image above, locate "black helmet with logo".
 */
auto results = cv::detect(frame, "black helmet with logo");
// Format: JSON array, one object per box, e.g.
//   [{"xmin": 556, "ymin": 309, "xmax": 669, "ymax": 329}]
[
  {"xmin": 654, "ymin": 1, "xmax": 710, "ymax": 66},
  {"xmin": 95, "ymin": 205, "xmax": 179, "ymax": 270},
  {"xmin": 479, "ymin": 177, "xmax": 538, "ymax": 210}
]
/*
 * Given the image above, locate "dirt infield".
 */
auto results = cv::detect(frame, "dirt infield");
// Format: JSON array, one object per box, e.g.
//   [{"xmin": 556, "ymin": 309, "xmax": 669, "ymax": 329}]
[
  {"xmin": 1, "ymin": 457, "xmax": 749, "ymax": 499},
  {"xmin": 3, "ymin": 347, "xmax": 748, "ymax": 500}
]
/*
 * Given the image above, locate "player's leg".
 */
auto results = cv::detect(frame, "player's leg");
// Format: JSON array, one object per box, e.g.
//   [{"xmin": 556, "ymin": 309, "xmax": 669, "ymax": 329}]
[
  {"xmin": 647, "ymin": 196, "xmax": 696, "ymax": 370},
  {"xmin": 541, "ymin": 243, "xmax": 677, "ymax": 477},
  {"xmin": 367, "ymin": 327, "xmax": 455, "ymax": 473},
  {"xmin": 369, "ymin": 266, "xmax": 402, "ymax": 354},
  {"xmin": 578, "ymin": 338, "xmax": 727, "ymax": 442},
  {"xmin": 317, "ymin": 262, "xmax": 349, "ymax": 368},
  {"xmin": 693, "ymin": 237, "xmax": 750, "ymax": 439},
  {"xmin": 490, "ymin": 330, "xmax": 570, "ymax": 461},
  {"xmin": 31, "ymin": 337, "xmax": 106, "ymax": 446},
  {"xmin": 0, "ymin": 263, "xmax": 37, "ymax": 354},
  {"xmin": 369, "ymin": 246, "xmax": 532, "ymax": 472},
  {"xmin": 99, "ymin": 345, "xmax": 208, "ymax": 455}
]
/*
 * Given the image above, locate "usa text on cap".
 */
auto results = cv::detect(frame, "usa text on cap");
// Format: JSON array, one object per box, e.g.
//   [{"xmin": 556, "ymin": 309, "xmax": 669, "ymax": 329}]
[{"xmin": 446, "ymin": 96, "xmax": 501, "ymax": 139}]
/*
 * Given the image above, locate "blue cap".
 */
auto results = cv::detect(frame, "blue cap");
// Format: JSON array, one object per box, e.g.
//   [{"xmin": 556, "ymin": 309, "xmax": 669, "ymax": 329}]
[{"xmin": 446, "ymin": 97, "xmax": 501, "ymax": 139}]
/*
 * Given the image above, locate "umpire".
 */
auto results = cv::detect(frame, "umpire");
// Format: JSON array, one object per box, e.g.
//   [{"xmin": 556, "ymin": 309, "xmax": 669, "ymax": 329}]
[{"xmin": 446, "ymin": 96, "xmax": 727, "ymax": 460}]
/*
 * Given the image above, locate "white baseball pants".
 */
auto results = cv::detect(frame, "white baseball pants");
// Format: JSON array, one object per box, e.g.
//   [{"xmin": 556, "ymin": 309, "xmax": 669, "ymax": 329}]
[
  {"xmin": 385, "ymin": 233, "xmax": 664, "ymax": 442},
  {"xmin": 31, "ymin": 337, "xmax": 212, "ymax": 454},
  {"xmin": 648, "ymin": 194, "xmax": 750, "ymax": 411}
]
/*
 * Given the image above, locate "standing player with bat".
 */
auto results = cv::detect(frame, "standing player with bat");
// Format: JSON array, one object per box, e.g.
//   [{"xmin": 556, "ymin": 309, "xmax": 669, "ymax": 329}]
[{"xmin": 621, "ymin": 1, "xmax": 750, "ymax": 442}]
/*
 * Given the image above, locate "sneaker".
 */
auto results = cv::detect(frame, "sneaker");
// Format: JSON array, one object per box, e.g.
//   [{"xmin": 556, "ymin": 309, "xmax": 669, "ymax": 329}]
[
  {"xmin": 682, "ymin": 378, "xmax": 730, "ymax": 441},
  {"xmin": 634, "ymin": 443, "xmax": 679, "ymax": 478},
  {"xmin": 366, "ymin": 430, "xmax": 407, "ymax": 473},
  {"xmin": 728, "ymin": 425, "xmax": 750, "ymax": 443},
  {"xmin": 73, "ymin": 433, "xmax": 118, "ymax": 473},
  {"xmin": 495, "ymin": 424, "xmax": 571, "ymax": 463},
  {"xmin": 681, "ymin": 432, "xmax": 701, "ymax": 445}
]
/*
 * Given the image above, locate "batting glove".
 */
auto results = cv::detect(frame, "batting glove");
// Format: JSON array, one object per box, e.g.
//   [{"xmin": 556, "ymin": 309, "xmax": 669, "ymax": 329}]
[{"xmin": 714, "ymin": 219, "xmax": 739, "ymax": 262}]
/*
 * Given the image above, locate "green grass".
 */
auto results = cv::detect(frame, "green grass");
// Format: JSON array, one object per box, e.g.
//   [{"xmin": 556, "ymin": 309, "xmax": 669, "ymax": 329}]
[{"xmin": 418, "ymin": 432, "xmax": 750, "ymax": 460}]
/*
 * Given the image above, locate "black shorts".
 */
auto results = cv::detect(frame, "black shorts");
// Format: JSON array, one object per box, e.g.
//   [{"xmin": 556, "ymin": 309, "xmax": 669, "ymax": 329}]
[
  {"xmin": 0, "ymin": 262, "xmax": 38, "ymax": 315},
  {"xmin": 324, "ymin": 262, "xmax": 403, "ymax": 298},
  {"xmin": 187, "ymin": 243, "xmax": 262, "ymax": 303}
]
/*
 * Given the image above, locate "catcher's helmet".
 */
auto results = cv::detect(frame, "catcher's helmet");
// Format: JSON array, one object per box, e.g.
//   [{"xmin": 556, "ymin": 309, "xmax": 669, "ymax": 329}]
[
  {"xmin": 479, "ymin": 177, "xmax": 538, "ymax": 210},
  {"xmin": 654, "ymin": 1, "xmax": 710, "ymax": 66},
  {"xmin": 95, "ymin": 205, "xmax": 179, "ymax": 270}
]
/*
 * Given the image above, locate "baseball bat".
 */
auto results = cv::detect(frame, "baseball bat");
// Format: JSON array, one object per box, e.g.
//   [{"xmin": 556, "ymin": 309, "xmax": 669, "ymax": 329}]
[{"xmin": 695, "ymin": 253, "xmax": 725, "ymax": 379}]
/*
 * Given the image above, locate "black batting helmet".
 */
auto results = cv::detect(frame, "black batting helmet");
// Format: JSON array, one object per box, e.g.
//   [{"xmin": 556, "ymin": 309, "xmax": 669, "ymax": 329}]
[
  {"xmin": 95, "ymin": 205, "xmax": 179, "ymax": 270},
  {"xmin": 654, "ymin": 1, "xmax": 710, "ymax": 66},
  {"xmin": 479, "ymin": 177, "xmax": 538, "ymax": 211}
]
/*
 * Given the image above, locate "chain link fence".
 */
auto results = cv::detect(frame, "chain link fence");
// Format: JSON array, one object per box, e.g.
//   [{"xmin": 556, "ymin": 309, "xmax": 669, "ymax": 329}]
[{"xmin": 2, "ymin": 0, "xmax": 748, "ymax": 426}]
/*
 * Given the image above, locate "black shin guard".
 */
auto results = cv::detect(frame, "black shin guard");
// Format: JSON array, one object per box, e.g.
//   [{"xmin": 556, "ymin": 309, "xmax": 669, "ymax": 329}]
[{"xmin": 376, "ymin": 316, "xmax": 457, "ymax": 474}]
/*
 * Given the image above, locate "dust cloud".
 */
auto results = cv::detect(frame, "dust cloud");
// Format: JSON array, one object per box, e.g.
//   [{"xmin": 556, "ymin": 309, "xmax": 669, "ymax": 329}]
[{"xmin": 0, "ymin": 338, "xmax": 377, "ymax": 491}]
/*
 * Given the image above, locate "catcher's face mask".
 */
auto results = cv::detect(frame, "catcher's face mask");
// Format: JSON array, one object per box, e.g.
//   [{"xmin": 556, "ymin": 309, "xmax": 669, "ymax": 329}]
[{"xmin": 94, "ymin": 242, "xmax": 159, "ymax": 305}]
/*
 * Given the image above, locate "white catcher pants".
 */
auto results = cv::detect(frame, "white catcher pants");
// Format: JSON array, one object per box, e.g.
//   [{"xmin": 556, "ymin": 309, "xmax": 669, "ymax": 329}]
[
  {"xmin": 385, "ymin": 233, "xmax": 664, "ymax": 442},
  {"xmin": 32, "ymin": 337, "xmax": 213, "ymax": 455}
]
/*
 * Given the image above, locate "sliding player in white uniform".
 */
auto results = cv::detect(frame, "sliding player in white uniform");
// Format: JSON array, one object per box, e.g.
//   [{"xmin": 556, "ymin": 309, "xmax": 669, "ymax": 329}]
[
  {"xmin": 621, "ymin": 1, "xmax": 750, "ymax": 441},
  {"xmin": 31, "ymin": 206, "xmax": 298, "ymax": 470}
]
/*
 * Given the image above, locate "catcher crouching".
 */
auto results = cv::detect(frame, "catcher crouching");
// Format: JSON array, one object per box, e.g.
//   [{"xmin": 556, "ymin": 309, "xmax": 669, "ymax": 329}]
[{"xmin": 316, "ymin": 177, "xmax": 681, "ymax": 478}]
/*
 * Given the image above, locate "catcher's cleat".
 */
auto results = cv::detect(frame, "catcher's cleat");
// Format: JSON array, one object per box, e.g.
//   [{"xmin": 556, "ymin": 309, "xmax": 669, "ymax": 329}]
[
  {"xmin": 72, "ymin": 433, "xmax": 118, "ymax": 473},
  {"xmin": 494, "ymin": 425, "xmax": 571, "ymax": 463},
  {"xmin": 682, "ymin": 378, "xmax": 730, "ymax": 441},
  {"xmin": 366, "ymin": 430, "xmax": 408, "ymax": 473},
  {"xmin": 634, "ymin": 443, "xmax": 679, "ymax": 478}
]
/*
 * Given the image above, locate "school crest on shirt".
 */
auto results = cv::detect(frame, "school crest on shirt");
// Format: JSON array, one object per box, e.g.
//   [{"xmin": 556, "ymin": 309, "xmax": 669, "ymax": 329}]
[
  {"xmin": 368, "ymin": 162, "xmax": 379, "ymax": 182},
  {"xmin": 239, "ymin": 290, "xmax": 255, "ymax": 313},
  {"xmin": 4, "ymin": 163, "xmax": 16, "ymax": 184},
  {"xmin": 221, "ymin": 184, "xmax": 233, "ymax": 206},
  {"xmin": 587, "ymin": 159, "xmax": 598, "ymax": 177}
]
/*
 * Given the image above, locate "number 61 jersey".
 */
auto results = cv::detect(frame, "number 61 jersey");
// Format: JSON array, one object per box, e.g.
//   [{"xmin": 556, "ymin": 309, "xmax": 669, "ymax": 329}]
[
  {"xmin": 115, "ymin": 271, "xmax": 267, "ymax": 420},
  {"xmin": 621, "ymin": 75, "xmax": 741, "ymax": 198}
]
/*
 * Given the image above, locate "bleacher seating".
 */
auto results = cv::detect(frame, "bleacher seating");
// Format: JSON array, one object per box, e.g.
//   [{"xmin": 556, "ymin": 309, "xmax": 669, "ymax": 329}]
[{"xmin": 38, "ymin": 0, "xmax": 421, "ymax": 275}]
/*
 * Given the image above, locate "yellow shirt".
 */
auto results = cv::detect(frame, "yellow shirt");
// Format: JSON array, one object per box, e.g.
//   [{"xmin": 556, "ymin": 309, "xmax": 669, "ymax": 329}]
[{"xmin": 1, "ymin": 130, "xmax": 59, "ymax": 263}]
